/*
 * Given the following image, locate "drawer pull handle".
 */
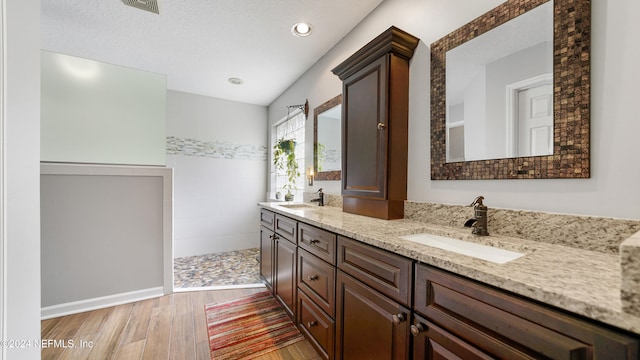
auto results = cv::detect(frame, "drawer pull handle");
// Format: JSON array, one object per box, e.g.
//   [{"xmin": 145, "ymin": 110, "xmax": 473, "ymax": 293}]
[
  {"xmin": 392, "ymin": 313, "xmax": 406, "ymax": 324},
  {"xmin": 309, "ymin": 239, "xmax": 320, "ymax": 244},
  {"xmin": 307, "ymin": 321, "xmax": 318, "ymax": 328},
  {"xmin": 411, "ymin": 323, "xmax": 426, "ymax": 336},
  {"xmin": 308, "ymin": 275, "xmax": 319, "ymax": 281}
]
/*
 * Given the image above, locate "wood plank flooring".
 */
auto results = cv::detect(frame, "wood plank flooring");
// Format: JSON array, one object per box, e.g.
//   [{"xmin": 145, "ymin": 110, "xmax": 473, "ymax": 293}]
[{"xmin": 41, "ymin": 288, "xmax": 321, "ymax": 360}]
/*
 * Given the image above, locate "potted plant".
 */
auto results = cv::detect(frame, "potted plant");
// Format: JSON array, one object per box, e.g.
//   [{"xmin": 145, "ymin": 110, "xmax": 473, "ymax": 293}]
[{"xmin": 273, "ymin": 138, "xmax": 300, "ymax": 201}]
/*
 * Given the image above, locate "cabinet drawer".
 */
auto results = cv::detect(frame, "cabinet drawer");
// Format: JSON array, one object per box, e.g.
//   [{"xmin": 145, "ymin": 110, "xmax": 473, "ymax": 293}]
[
  {"xmin": 275, "ymin": 214, "xmax": 297, "ymax": 244},
  {"xmin": 337, "ymin": 236, "xmax": 412, "ymax": 306},
  {"xmin": 412, "ymin": 313, "xmax": 493, "ymax": 360},
  {"xmin": 298, "ymin": 249, "xmax": 336, "ymax": 317},
  {"xmin": 415, "ymin": 264, "xmax": 640, "ymax": 359},
  {"xmin": 298, "ymin": 223, "xmax": 336, "ymax": 265},
  {"xmin": 298, "ymin": 290, "xmax": 335, "ymax": 360},
  {"xmin": 260, "ymin": 208, "xmax": 275, "ymax": 230}
]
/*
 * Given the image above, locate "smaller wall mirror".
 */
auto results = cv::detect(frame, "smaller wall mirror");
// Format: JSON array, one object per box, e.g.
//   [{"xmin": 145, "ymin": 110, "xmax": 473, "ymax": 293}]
[{"xmin": 314, "ymin": 94, "xmax": 342, "ymax": 180}]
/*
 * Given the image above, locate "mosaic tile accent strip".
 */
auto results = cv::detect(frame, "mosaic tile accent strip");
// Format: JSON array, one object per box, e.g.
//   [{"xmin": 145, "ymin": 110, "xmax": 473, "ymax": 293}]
[
  {"xmin": 167, "ymin": 136, "xmax": 267, "ymax": 160},
  {"xmin": 174, "ymin": 248, "xmax": 262, "ymax": 288},
  {"xmin": 404, "ymin": 201, "xmax": 640, "ymax": 255},
  {"xmin": 430, "ymin": 0, "xmax": 591, "ymax": 179}
]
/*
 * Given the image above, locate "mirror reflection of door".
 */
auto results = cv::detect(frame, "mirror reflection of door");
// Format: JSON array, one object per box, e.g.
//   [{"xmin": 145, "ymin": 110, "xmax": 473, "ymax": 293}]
[
  {"xmin": 506, "ymin": 73, "xmax": 553, "ymax": 157},
  {"xmin": 517, "ymin": 83, "xmax": 553, "ymax": 156}
]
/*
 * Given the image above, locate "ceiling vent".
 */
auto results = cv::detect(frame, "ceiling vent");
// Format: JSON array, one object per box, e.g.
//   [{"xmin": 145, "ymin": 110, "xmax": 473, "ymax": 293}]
[{"xmin": 122, "ymin": 0, "xmax": 159, "ymax": 14}]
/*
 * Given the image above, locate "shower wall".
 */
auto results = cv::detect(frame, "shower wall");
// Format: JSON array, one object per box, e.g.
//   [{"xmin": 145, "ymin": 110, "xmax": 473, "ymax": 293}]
[{"xmin": 166, "ymin": 90, "xmax": 268, "ymax": 257}]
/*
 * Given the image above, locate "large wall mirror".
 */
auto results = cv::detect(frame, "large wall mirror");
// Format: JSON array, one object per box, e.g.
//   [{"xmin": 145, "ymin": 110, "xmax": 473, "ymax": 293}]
[
  {"xmin": 431, "ymin": 0, "xmax": 591, "ymax": 180},
  {"xmin": 314, "ymin": 94, "xmax": 342, "ymax": 180}
]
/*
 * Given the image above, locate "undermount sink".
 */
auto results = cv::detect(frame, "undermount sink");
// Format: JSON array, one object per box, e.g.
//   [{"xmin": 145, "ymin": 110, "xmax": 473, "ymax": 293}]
[
  {"xmin": 277, "ymin": 203, "xmax": 315, "ymax": 209},
  {"xmin": 400, "ymin": 233, "xmax": 525, "ymax": 264}
]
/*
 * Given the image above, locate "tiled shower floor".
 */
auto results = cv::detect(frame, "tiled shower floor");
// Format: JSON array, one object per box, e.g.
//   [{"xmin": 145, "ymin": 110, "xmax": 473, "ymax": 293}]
[{"xmin": 173, "ymin": 248, "xmax": 263, "ymax": 288}]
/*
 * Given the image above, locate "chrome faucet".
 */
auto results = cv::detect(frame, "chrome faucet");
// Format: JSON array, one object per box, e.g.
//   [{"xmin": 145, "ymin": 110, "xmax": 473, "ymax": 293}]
[
  {"xmin": 464, "ymin": 196, "xmax": 489, "ymax": 236},
  {"xmin": 310, "ymin": 188, "xmax": 324, "ymax": 206}
]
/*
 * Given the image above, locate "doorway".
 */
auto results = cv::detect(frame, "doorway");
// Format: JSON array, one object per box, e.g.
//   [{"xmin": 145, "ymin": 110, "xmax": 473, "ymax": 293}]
[{"xmin": 506, "ymin": 74, "xmax": 553, "ymax": 158}]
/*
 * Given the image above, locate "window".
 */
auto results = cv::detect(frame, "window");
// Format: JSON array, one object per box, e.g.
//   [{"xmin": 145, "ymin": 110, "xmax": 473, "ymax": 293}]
[{"xmin": 273, "ymin": 111, "xmax": 305, "ymax": 201}]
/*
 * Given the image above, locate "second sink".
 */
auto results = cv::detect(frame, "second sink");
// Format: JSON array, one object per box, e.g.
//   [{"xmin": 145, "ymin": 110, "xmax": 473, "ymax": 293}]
[{"xmin": 400, "ymin": 233, "xmax": 525, "ymax": 264}]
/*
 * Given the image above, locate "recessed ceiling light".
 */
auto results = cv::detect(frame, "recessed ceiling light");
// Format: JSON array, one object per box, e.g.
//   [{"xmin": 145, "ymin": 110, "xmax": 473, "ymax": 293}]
[
  {"xmin": 291, "ymin": 22, "xmax": 313, "ymax": 37},
  {"xmin": 228, "ymin": 77, "xmax": 244, "ymax": 85}
]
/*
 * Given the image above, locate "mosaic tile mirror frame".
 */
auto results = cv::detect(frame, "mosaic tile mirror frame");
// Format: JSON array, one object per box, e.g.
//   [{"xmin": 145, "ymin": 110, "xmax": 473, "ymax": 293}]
[{"xmin": 430, "ymin": 0, "xmax": 591, "ymax": 180}]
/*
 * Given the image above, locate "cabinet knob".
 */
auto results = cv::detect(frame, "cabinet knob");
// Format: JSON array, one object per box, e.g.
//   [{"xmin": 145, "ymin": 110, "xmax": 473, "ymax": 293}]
[
  {"xmin": 411, "ymin": 323, "xmax": 426, "ymax": 336},
  {"xmin": 270, "ymin": 234, "xmax": 279, "ymax": 240},
  {"xmin": 377, "ymin": 122, "xmax": 386, "ymax": 130},
  {"xmin": 308, "ymin": 275, "xmax": 319, "ymax": 281},
  {"xmin": 392, "ymin": 313, "xmax": 406, "ymax": 324},
  {"xmin": 307, "ymin": 321, "xmax": 318, "ymax": 328}
]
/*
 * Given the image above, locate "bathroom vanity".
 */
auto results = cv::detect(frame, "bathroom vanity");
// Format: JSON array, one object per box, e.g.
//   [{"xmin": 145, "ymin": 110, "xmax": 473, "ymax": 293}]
[{"xmin": 258, "ymin": 203, "xmax": 640, "ymax": 359}]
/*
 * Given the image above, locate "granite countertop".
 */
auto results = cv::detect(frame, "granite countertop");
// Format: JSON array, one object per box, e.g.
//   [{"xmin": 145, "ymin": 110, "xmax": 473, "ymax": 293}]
[{"xmin": 259, "ymin": 202, "xmax": 640, "ymax": 334}]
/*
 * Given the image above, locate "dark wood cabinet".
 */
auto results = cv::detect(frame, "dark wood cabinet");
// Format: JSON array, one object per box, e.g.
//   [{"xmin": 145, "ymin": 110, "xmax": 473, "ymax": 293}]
[
  {"xmin": 275, "ymin": 213, "xmax": 297, "ymax": 243},
  {"xmin": 337, "ymin": 236, "xmax": 412, "ymax": 306},
  {"xmin": 260, "ymin": 208, "xmax": 640, "ymax": 360},
  {"xmin": 332, "ymin": 26, "xmax": 419, "ymax": 220},
  {"xmin": 411, "ymin": 314, "xmax": 494, "ymax": 360},
  {"xmin": 296, "ymin": 223, "xmax": 338, "ymax": 360},
  {"xmin": 275, "ymin": 235, "xmax": 297, "ymax": 319},
  {"xmin": 298, "ymin": 248, "xmax": 336, "ymax": 317},
  {"xmin": 260, "ymin": 208, "xmax": 275, "ymax": 229},
  {"xmin": 299, "ymin": 222, "xmax": 337, "ymax": 265},
  {"xmin": 336, "ymin": 236, "xmax": 412, "ymax": 360},
  {"xmin": 259, "ymin": 226, "xmax": 274, "ymax": 291},
  {"xmin": 415, "ymin": 264, "xmax": 640, "ymax": 359},
  {"xmin": 259, "ymin": 209, "xmax": 297, "ymax": 319},
  {"xmin": 336, "ymin": 270, "xmax": 410, "ymax": 360},
  {"xmin": 298, "ymin": 289, "xmax": 335, "ymax": 360}
]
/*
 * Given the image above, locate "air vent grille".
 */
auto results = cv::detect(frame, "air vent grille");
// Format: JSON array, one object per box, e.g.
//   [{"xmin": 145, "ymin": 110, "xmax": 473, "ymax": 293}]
[{"xmin": 122, "ymin": 0, "xmax": 159, "ymax": 14}]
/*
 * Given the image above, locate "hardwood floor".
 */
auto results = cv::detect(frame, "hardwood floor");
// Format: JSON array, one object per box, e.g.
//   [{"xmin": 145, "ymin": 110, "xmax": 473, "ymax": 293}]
[{"xmin": 41, "ymin": 288, "xmax": 321, "ymax": 360}]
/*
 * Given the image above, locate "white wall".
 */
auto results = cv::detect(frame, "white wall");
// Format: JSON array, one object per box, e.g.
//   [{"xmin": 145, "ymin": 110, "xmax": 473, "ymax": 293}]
[
  {"xmin": 463, "ymin": 68, "xmax": 486, "ymax": 161},
  {"xmin": 166, "ymin": 90, "xmax": 268, "ymax": 257},
  {"xmin": 41, "ymin": 51, "xmax": 167, "ymax": 166},
  {"xmin": 2, "ymin": 0, "xmax": 41, "ymax": 358},
  {"xmin": 269, "ymin": 0, "xmax": 640, "ymax": 220}
]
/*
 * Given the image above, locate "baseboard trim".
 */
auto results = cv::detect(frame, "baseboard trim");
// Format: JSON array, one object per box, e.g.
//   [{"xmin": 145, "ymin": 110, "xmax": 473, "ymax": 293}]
[
  {"xmin": 173, "ymin": 283, "xmax": 266, "ymax": 292},
  {"xmin": 41, "ymin": 287, "xmax": 164, "ymax": 320}
]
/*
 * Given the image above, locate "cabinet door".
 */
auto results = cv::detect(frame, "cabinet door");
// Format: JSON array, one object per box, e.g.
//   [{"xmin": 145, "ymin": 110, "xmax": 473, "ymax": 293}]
[
  {"xmin": 259, "ymin": 226, "xmax": 274, "ymax": 291},
  {"xmin": 336, "ymin": 271, "xmax": 410, "ymax": 360},
  {"xmin": 342, "ymin": 55, "xmax": 387, "ymax": 200},
  {"xmin": 412, "ymin": 314, "xmax": 493, "ymax": 360},
  {"xmin": 275, "ymin": 237, "xmax": 297, "ymax": 319}
]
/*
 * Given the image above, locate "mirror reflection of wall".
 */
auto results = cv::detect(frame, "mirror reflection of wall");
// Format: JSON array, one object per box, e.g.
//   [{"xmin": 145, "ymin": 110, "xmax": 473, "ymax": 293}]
[
  {"xmin": 314, "ymin": 94, "xmax": 342, "ymax": 181},
  {"xmin": 446, "ymin": 1, "xmax": 553, "ymax": 163},
  {"xmin": 317, "ymin": 105, "xmax": 341, "ymax": 172}
]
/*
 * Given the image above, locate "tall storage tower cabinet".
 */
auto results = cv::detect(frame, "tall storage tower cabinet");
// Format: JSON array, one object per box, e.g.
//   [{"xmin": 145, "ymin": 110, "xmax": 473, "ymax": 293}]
[{"xmin": 332, "ymin": 27, "xmax": 419, "ymax": 220}]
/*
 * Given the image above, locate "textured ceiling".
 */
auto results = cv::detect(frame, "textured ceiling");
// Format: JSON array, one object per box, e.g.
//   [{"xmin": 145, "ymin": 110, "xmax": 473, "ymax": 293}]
[{"xmin": 41, "ymin": 0, "xmax": 384, "ymax": 106}]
